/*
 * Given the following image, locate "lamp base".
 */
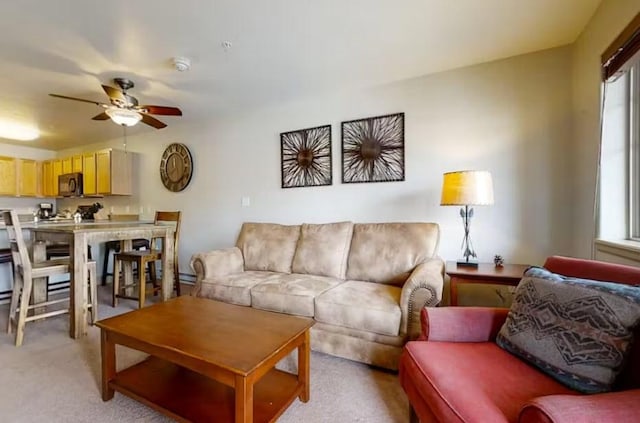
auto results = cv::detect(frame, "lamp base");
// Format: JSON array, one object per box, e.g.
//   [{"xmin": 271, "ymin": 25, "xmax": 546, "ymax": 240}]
[{"xmin": 456, "ymin": 258, "xmax": 479, "ymax": 268}]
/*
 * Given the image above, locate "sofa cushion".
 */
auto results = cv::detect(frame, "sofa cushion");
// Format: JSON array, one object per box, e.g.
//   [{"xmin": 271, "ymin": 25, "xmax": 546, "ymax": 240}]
[
  {"xmin": 236, "ymin": 222, "xmax": 300, "ymax": 273},
  {"xmin": 346, "ymin": 222, "xmax": 439, "ymax": 285},
  {"xmin": 291, "ymin": 222, "xmax": 354, "ymax": 279},
  {"xmin": 315, "ymin": 280, "xmax": 402, "ymax": 336},
  {"xmin": 496, "ymin": 266, "xmax": 640, "ymax": 394},
  {"xmin": 250, "ymin": 273, "xmax": 343, "ymax": 317},
  {"xmin": 195, "ymin": 271, "xmax": 281, "ymax": 306},
  {"xmin": 399, "ymin": 341, "xmax": 574, "ymax": 423}
]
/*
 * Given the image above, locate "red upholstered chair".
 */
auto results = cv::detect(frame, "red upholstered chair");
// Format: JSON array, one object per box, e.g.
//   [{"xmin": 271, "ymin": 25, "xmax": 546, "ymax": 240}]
[{"xmin": 399, "ymin": 256, "xmax": 640, "ymax": 423}]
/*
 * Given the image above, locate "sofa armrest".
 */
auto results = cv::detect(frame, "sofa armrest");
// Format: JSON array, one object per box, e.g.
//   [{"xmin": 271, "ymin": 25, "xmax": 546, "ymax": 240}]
[
  {"xmin": 400, "ymin": 257, "xmax": 444, "ymax": 339},
  {"xmin": 519, "ymin": 389, "xmax": 640, "ymax": 423},
  {"xmin": 190, "ymin": 247, "xmax": 244, "ymax": 283},
  {"xmin": 420, "ymin": 306, "xmax": 509, "ymax": 342}
]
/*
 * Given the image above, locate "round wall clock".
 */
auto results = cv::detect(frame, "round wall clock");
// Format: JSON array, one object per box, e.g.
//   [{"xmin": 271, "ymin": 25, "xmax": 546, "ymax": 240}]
[{"xmin": 160, "ymin": 143, "xmax": 193, "ymax": 192}]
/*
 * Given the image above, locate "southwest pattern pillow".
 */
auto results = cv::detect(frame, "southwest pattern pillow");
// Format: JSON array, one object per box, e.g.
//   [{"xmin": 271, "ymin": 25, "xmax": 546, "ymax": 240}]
[{"xmin": 496, "ymin": 266, "xmax": 640, "ymax": 393}]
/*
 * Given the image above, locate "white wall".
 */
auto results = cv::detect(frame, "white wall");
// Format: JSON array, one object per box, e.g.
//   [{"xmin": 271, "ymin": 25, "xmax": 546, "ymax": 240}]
[
  {"xmin": 4, "ymin": 2, "xmax": 639, "ymax": 305},
  {"xmin": 56, "ymin": 46, "xmax": 574, "ymax": 289},
  {"xmin": 570, "ymin": 0, "xmax": 640, "ymax": 258}
]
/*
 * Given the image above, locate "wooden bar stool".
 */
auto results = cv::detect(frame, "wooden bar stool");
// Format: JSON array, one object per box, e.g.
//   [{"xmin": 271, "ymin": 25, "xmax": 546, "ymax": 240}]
[
  {"xmin": 101, "ymin": 239, "xmax": 149, "ymax": 285},
  {"xmin": 112, "ymin": 211, "xmax": 181, "ymax": 309},
  {"xmin": 3, "ymin": 210, "xmax": 98, "ymax": 346}
]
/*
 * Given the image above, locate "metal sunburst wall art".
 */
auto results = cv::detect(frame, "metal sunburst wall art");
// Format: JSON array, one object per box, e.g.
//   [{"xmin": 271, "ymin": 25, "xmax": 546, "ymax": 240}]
[
  {"xmin": 281, "ymin": 124, "xmax": 332, "ymax": 188},
  {"xmin": 341, "ymin": 113, "xmax": 405, "ymax": 183}
]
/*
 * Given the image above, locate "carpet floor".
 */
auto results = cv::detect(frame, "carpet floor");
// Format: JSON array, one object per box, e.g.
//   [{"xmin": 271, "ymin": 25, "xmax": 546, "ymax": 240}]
[{"xmin": 0, "ymin": 285, "xmax": 408, "ymax": 422}]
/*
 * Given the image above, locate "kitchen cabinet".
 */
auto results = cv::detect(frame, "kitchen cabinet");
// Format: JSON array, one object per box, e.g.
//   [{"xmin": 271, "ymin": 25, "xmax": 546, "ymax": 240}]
[
  {"xmin": 62, "ymin": 157, "xmax": 72, "ymax": 174},
  {"xmin": 0, "ymin": 156, "xmax": 17, "ymax": 196},
  {"xmin": 82, "ymin": 153, "xmax": 97, "ymax": 195},
  {"xmin": 0, "ymin": 149, "xmax": 133, "ymax": 198},
  {"xmin": 42, "ymin": 160, "xmax": 54, "ymax": 197},
  {"xmin": 95, "ymin": 149, "xmax": 132, "ymax": 195},
  {"xmin": 52, "ymin": 159, "xmax": 62, "ymax": 196},
  {"xmin": 17, "ymin": 159, "xmax": 40, "ymax": 197},
  {"xmin": 72, "ymin": 155, "xmax": 83, "ymax": 173}
]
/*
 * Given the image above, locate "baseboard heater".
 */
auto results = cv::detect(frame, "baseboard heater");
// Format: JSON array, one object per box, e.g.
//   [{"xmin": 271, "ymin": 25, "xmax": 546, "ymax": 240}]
[{"xmin": 0, "ymin": 273, "xmax": 196, "ymax": 305}]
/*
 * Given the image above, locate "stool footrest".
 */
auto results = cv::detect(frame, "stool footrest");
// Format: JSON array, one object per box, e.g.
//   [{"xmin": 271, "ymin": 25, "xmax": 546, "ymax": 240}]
[
  {"xmin": 25, "ymin": 308, "xmax": 69, "ymax": 322},
  {"xmin": 115, "ymin": 294, "xmax": 142, "ymax": 301}
]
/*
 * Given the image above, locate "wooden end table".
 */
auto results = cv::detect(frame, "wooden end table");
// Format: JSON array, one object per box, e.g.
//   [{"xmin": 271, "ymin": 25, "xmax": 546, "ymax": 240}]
[
  {"xmin": 446, "ymin": 261, "xmax": 530, "ymax": 306},
  {"xmin": 96, "ymin": 296, "xmax": 314, "ymax": 423}
]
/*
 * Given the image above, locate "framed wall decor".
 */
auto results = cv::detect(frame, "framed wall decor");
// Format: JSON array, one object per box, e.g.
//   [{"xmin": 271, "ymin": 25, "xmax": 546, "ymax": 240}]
[
  {"xmin": 341, "ymin": 112, "xmax": 405, "ymax": 183},
  {"xmin": 281, "ymin": 124, "xmax": 332, "ymax": 188}
]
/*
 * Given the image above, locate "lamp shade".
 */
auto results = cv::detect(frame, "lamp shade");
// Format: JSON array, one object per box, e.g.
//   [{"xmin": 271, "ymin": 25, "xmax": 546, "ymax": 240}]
[
  {"xmin": 440, "ymin": 170, "xmax": 494, "ymax": 206},
  {"xmin": 106, "ymin": 108, "xmax": 142, "ymax": 127}
]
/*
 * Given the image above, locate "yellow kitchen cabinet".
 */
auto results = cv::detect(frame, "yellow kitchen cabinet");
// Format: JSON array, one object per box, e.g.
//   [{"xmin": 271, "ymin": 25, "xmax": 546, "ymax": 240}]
[
  {"xmin": 95, "ymin": 149, "xmax": 132, "ymax": 195},
  {"xmin": 17, "ymin": 159, "xmax": 40, "ymax": 197},
  {"xmin": 42, "ymin": 160, "xmax": 54, "ymax": 197},
  {"xmin": 0, "ymin": 156, "xmax": 17, "ymax": 196},
  {"xmin": 72, "ymin": 154, "xmax": 83, "ymax": 173},
  {"xmin": 52, "ymin": 159, "xmax": 63, "ymax": 196},
  {"xmin": 82, "ymin": 152, "xmax": 96, "ymax": 195},
  {"xmin": 62, "ymin": 157, "xmax": 72, "ymax": 174}
]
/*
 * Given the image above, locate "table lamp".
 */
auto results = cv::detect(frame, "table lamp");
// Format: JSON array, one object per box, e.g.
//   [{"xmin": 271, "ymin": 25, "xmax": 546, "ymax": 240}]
[{"xmin": 440, "ymin": 170, "xmax": 494, "ymax": 267}]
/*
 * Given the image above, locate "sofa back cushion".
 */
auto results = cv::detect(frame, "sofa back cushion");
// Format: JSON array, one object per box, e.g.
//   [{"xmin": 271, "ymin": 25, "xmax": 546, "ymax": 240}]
[
  {"xmin": 496, "ymin": 266, "xmax": 640, "ymax": 394},
  {"xmin": 346, "ymin": 222, "xmax": 440, "ymax": 285},
  {"xmin": 236, "ymin": 222, "xmax": 300, "ymax": 273},
  {"xmin": 291, "ymin": 222, "xmax": 354, "ymax": 279}
]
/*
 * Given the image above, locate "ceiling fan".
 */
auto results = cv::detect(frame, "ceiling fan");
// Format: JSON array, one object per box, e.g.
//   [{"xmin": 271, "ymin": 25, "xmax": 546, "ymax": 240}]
[{"xmin": 49, "ymin": 78, "xmax": 182, "ymax": 129}]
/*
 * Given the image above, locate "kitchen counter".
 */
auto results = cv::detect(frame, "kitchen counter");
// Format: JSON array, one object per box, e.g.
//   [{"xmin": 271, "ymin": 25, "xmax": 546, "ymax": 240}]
[
  {"xmin": 0, "ymin": 219, "xmax": 153, "ymax": 229},
  {"xmin": 0, "ymin": 217, "xmax": 156, "ymax": 305}
]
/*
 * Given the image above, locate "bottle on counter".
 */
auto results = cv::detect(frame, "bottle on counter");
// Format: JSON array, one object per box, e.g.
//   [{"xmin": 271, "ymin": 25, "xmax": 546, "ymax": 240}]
[{"xmin": 73, "ymin": 212, "xmax": 82, "ymax": 223}]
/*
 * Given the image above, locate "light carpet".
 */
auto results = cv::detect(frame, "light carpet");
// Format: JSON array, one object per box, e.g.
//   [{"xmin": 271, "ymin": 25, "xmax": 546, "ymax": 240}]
[{"xmin": 0, "ymin": 286, "xmax": 408, "ymax": 422}]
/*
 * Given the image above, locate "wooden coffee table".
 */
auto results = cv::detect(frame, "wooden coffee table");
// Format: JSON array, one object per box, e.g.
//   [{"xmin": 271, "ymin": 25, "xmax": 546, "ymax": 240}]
[{"xmin": 96, "ymin": 296, "xmax": 315, "ymax": 422}]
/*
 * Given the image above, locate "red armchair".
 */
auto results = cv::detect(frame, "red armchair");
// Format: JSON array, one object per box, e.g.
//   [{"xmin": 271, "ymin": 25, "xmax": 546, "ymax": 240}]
[{"xmin": 399, "ymin": 256, "xmax": 640, "ymax": 422}]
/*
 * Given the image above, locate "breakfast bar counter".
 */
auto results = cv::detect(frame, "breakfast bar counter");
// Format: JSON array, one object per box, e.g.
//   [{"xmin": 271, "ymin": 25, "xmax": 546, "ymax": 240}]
[{"xmin": 30, "ymin": 221, "xmax": 175, "ymax": 339}]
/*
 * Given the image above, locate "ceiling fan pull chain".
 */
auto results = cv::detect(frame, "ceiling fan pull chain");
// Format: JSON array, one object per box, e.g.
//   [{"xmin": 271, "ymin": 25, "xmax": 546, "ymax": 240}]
[{"xmin": 122, "ymin": 124, "xmax": 127, "ymax": 153}]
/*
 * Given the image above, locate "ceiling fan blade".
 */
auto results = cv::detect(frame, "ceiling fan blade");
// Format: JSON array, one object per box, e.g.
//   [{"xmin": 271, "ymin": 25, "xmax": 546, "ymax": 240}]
[
  {"xmin": 140, "ymin": 113, "xmax": 167, "ymax": 129},
  {"xmin": 49, "ymin": 93, "xmax": 104, "ymax": 106},
  {"xmin": 139, "ymin": 105, "xmax": 182, "ymax": 116},
  {"xmin": 102, "ymin": 84, "xmax": 127, "ymax": 102},
  {"xmin": 91, "ymin": 112, "xmax": 110, "ymax": 120}
]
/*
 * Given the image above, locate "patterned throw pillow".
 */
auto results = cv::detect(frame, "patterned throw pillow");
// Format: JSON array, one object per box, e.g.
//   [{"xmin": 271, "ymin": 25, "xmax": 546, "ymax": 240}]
[{"xmin": 496, "ymin": 266, "xmax": 640, "ymax": 394}]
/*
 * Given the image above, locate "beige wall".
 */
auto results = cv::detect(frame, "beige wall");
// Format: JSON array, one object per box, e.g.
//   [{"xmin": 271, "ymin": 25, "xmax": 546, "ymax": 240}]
[
  {"xmin": 4, "ymin": 2, "xmax": 640, "ymax": 306},
  {"xmin": 56, "ymin": 47, "xmax": 574, "ymax": 305},
  {"xmin": 570, "ymin": 0, "xmax": 640, "ymax": 258}
]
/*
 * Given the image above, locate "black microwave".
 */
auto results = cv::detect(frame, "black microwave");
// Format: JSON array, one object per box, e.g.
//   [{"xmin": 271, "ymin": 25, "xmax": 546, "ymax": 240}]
[{"xmin": 58, "ymin": 172, "xmax": 83, "ymax": 197}]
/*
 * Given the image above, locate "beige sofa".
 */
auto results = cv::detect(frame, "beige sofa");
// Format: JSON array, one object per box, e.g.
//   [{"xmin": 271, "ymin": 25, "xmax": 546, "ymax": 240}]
[{"xmin": 190, "ymin": 221, "xmax": 444, "ymax": 370}]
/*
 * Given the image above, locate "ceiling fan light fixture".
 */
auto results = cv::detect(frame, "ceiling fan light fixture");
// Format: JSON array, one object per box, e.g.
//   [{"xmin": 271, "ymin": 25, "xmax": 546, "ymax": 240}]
[{"xmin": 106, "ymin": 108, "xmax": 142, "ymax": 126}]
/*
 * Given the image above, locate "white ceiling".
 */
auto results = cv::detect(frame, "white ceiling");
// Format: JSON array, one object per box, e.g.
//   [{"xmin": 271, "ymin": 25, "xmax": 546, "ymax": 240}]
[{"xmin": 0, "ymin": 0, "xmax": 601, "ymax": 150}]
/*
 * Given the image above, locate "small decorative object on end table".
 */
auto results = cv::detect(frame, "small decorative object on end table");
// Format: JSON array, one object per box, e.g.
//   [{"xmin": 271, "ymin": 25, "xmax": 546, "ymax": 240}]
[
  {"xmin": 494, "ymin": 254, "xmax": 504, "ymax": 267},
  {"xmin": 440, "ymin": 170, "xmax": 494, "ymax": 267},
  {"xmin": 446, "ymin": 261, "xmax": 530, "ymax": 306}
]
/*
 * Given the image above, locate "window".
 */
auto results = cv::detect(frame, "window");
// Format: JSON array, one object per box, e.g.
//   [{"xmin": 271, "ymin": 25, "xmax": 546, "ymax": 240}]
[
  {"xmin": 598, "ymin": 14, "xmax": 640, "ymax": 246},
  {"xmin": 630, "ymin": 62, "xmax": 640, "ymax": 239}
]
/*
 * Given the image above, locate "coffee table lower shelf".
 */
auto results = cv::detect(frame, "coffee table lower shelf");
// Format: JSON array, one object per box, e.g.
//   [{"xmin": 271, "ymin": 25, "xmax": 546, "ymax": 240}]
[{"xmin": 110, "ymin": 356, "xmax": 302, "ymax": 423}]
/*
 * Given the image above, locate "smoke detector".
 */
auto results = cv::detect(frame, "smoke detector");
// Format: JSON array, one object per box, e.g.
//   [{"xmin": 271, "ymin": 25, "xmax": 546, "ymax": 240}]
[{"xmin": 172, "ymin": 57, "xmax": 191, "ymax": 72}]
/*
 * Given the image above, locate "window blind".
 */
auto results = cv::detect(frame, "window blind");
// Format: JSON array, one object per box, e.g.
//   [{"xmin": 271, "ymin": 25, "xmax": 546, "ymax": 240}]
[{"xmin": 602, "ymin": 12, "xmax": 640, "ymax": 81}]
